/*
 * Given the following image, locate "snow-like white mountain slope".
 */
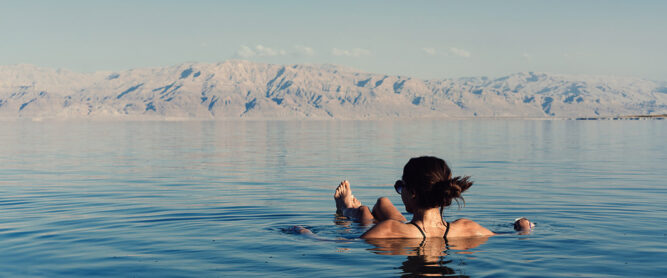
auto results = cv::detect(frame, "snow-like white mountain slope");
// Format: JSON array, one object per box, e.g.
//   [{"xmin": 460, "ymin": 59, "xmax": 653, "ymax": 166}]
[{"xmin": 1, "ymin": 60, "xmax": 666, "ymax": 120}]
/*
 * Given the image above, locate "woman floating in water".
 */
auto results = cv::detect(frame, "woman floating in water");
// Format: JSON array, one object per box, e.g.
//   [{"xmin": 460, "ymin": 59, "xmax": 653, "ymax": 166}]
[{"xmin": 332, "ymin": 156, "xmax": 533, "ymax": 239}]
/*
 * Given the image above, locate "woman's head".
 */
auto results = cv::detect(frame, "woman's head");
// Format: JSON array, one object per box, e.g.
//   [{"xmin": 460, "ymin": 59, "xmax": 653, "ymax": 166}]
[{"xmin": 396, "ymin": 156, "xmax": 473, "ymax": 211}]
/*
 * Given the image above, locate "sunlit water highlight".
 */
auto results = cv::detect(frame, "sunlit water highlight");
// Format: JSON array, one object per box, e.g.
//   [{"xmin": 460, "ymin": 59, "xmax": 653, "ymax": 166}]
[{"xmin": 0, "ymin": 120, "xmax": 665, "ymax": 277}]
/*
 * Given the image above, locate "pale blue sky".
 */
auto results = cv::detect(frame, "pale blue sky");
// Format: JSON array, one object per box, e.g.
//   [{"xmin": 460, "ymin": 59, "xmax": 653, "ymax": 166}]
[{"xmin": 1, "ymin": 0, "xmax": 666, "ymax": 80}]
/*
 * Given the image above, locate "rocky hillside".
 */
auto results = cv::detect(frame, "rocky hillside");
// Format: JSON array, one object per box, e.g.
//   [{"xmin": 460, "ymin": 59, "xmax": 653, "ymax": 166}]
[{"xmin": 1, "ymin": 60, "xmax": 665, "ymax": 120}]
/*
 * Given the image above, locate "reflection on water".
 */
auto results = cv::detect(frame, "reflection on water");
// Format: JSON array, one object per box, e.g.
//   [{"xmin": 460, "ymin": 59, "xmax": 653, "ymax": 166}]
[
  {"xmin": 365, "ymin": 234, "xmax": 489, "ymax": 277},
  {"xmin": 367, "ymin": 238, "xmax": 458, "ymax": 277},
  {"xmin": 399, "ymin": 256, "xmax": 464, "ymax": 278}
]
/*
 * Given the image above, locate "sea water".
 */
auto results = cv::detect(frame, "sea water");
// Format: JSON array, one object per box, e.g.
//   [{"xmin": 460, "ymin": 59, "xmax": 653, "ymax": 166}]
[{"xmin": 0, "ymin": 120, "xmax": 665, "ymax": 277}]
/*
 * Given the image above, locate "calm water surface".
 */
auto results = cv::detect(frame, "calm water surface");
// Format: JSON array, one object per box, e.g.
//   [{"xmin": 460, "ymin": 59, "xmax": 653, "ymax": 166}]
[{"xmin": 0, "ymin": 120, "xmax": 665, "ymax": 277}]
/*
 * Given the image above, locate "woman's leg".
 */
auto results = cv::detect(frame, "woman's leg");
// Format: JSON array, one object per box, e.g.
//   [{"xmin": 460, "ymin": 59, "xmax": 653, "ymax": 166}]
[
  {"xmin": 356, "ymin": 205, "xmax": 374, "ymax": 225},
  {"xmin": 334, "ymin": 180, "xmax": 374, "ymax": 224},
  {"xmin": 334, "ymin": 181, "xmax": 405, "ymax": 224},
  {"xmin": 371, "ymin": 197, "xmax": 407, "ymax": 222}
]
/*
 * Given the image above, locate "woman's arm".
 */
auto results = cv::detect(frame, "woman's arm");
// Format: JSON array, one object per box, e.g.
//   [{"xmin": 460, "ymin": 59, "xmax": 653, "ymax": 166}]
[
  {"xmin": 447, "ymin": 218, "xmax": 533, "ymax": 237},
  {"xmin": 448, "ymin": 218, "xmax": 496, "ymax": 237}
]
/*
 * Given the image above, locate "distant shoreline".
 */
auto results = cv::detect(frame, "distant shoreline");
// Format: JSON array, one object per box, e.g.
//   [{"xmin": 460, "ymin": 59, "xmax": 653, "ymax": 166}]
[
  {"xmin": 573, "ymin": 114, "xmax": 667, "ymax": 120},
  {"xmin": 1, "ymin": 114, "xmax": 666, "ymax": 122}
]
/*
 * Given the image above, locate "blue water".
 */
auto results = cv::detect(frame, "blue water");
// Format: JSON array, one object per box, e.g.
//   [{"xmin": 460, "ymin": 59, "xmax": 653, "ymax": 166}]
[{"xmin": 1, "ymin": 120, "xmax": 665, "ymax": 277}]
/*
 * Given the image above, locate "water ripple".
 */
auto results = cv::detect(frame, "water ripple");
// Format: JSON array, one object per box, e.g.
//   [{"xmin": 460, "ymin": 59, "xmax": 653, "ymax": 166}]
[{"xmin": 0, "ymin": 120, "xmax": 664, "ymax": 277}]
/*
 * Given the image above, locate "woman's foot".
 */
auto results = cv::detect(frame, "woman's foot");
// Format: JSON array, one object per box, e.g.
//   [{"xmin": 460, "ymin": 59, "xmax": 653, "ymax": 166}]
[
  {"xmin": 513, "ymin": 217, "xmax": 534, "ymax": 232},
  {"xmin": 334, "ymin": 180, "xmax": 362, "ymax": 214}
]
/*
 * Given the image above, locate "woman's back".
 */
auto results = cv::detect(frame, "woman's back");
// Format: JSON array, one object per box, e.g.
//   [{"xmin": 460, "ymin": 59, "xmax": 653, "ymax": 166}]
[{"xmin": 360, "ymin": 218, "xmax": 494, "ymax": 239}]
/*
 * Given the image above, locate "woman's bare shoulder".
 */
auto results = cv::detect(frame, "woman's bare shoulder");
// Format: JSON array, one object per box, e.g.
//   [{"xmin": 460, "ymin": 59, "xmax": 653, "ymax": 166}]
[
  {"xmin": 360, "ymin": 220, "xmax": 416, "ymax": 239},
  {"xmin": 448, "ymin": 218, "xmax": 495, "ymax": 237}
]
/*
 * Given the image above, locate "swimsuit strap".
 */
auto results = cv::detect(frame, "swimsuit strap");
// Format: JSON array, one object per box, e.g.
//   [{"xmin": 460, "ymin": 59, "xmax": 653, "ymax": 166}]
[
  {"xmin": 444, "ymin": 221, "xmax": 450, "ymax": 238},
  {"xmin": 440, "ymin": 208, "xmax": 449, "ymax": 242},
  {"xmin": 409, "ymin": 222, "xmax": 426, "ymax": 250},
  {"xmin": 442, "ymin": 219, "xmax": 450, "ymax": 247},
  {"xmin": 410, "ymin": 222, "xmax": 426, "ymax": 240}
]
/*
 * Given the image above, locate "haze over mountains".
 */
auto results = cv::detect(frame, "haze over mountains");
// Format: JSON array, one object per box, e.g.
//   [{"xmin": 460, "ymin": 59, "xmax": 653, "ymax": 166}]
[{"xmin": 1, "ymin": 60, "xmax": 666, "ymax": 120}]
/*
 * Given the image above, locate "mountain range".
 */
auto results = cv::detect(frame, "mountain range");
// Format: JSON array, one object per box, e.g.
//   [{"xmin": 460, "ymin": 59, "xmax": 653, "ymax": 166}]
[{"xmin": 1, "ymin": 60, "xmax": 666, "ymax": 120}]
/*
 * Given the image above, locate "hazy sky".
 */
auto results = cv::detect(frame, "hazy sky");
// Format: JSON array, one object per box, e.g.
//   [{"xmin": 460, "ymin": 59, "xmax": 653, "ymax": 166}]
[{"xmin": 2, "ymin": 0, "xmax": 666, "ymax": 80}]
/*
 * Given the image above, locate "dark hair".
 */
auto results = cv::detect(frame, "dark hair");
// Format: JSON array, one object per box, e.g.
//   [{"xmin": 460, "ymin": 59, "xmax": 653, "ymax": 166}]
[{"xmin": 402, "ymin": 156, "xmax": 473, "ymax": 209}]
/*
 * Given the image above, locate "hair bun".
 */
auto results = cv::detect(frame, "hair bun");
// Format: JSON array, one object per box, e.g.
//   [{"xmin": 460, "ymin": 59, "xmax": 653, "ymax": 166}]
[
  {"xmin": 446, "ymin": 176, "xmax": 474, "ymax": 207},
  {"xmin": 434, "ymin": 180, "xmax": 454, "ymax": 198},
  {"xmin": 448, "ymin": 178, "xmax": 462, "ymax": 198}
]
